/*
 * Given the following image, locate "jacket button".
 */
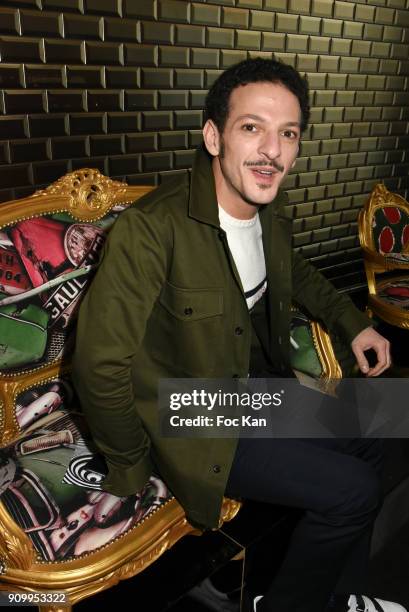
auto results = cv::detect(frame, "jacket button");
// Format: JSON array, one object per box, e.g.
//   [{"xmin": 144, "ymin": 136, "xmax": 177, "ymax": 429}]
[
  {"xmin": 235, "ymin": 326, "xmax": 243, "ymax": 335},
  {"xmin": 213, "ymin": 464, "xmax": 221, "ymax": 473},
  {"xmin": 184, "ymin": 307, "xmax": 193, "ymax": 316}
]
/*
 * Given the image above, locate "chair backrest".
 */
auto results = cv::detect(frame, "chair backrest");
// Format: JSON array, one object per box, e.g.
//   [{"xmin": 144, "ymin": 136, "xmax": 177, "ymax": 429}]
[
  {"xmin": 359, "ymin": 183, "xmax": 409, "ymax": 255},
  {"xmin": 0, "ymin": 168, "xmax": 153, "ymax": 446},
  {"xmin": 0, "ymin": 170, "xmax": 178, "ymax": 569}
]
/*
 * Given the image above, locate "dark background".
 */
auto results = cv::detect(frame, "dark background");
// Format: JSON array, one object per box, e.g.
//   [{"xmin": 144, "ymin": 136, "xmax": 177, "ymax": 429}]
[{"xmin": 1, "ymin": 0, "xmax": 409, "ymax": 292}]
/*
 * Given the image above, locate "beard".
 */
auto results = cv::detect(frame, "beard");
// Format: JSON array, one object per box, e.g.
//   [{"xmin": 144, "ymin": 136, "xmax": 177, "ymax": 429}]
[{"xmin": 217, "ymin": 136, "xmax": 283, "ymax": 207}]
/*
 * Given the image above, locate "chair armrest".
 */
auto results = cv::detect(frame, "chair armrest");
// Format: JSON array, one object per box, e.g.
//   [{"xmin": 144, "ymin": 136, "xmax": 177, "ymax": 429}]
[{"xmin": 290, "ymin": 308, "xmax": 343, "ymax": 380}]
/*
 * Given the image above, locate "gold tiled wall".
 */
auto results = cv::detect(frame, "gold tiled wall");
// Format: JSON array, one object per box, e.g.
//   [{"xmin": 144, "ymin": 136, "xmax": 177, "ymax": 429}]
[{"xmin": 0, "ymin": 0, "xmax": 408, "ymax": 289}]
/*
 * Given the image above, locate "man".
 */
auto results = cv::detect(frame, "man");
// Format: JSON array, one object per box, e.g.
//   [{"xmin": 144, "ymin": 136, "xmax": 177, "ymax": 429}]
[{"xmin": 73, "ymin": 58, "xmax": 404, "ymax": 612}]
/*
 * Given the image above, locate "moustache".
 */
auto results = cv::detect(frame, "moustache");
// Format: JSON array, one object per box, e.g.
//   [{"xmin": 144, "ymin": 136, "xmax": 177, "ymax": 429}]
[{"xmin": 244, "ymin": 160, "xmax": 285, "ymax": 173}]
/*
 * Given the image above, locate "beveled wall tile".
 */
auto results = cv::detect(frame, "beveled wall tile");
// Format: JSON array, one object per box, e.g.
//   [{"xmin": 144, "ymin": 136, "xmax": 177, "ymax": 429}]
[
  {"xmin": 275, "ymin": 12, "xmax": 299, "ymax": 32},
  {"xmin": 250, "ymin": 10, "xmax": 275, "ymax": 30},
  {"xmin": 63, "ymin": 14, "xmax": 102, "ymax": 40},
  {"xmin": 311, "ymin": 0, "xmax": 333, "ymax": 17},
  {"xmin": 158, "ymin": 0, "xmax": 189, "ymax": 23},
  {"xmin": 159, "ymin": 46, "xmax": 190, "ymax": 68},
  {"xmin": 191, "ymin": 48, "xmax": 220, "ymax": 68},
  {"xmin": 237, "ymin": 0, "xmax": 262, "ymax": 7},
  {"xmin": 236, "ymin": 30, "xmax": 261, "ymax": 50},
  {"xmin": 105, "ymin": 67, "xmax": 138, "ymax": 88},
  {"xmin": 262, "ymin": 33, "xmax": 286, "ymax": 51},
  {"xmin": 159, "ymin": 90, "xmax": 189, "ymax": 109},
  {"xmin": 286, "ymin": 34, "xmax": 308, "ymax": 53},
  {"xmin": 0, "ymin": 116, "xmax": 26, "ymax": 139},
  {"xmin": 1, "ymin": 37, "xmax": 41, "ymax": 62},
  {"xmin": 123, "ymin": 0, "xmax": 156, "ymax": 19},
  {"xmin": 48, "ymin": 90, "xmax": 85, "ymax": 112},
  {"xmin": 176, "ymin": 25, "xmax": 206, "ymax": 47},
  {"xmin": 191, "ymin": 3, "xmax": 221, "ymax": 26},
  {"xmin": 30, "ymin": 114, "xmax": 67, "ymax": 137},
  {"xmin": 4, "ymin": 90, "xmax": 45, "ymax": 113},
  {"xmin": 264, "ymin": 0, "xmax": 287, "ymax": 10},
  {"xmin": 85, "ymin": 41, "xmax": 122, "ymax": 65},
  {"xmin": 288, "ymin": 0, "xmax": 311, "ymax": 14},
  {"xmin": 321, "ymin": 19, "xmax": 343, "ymax": 37},
  {"xmin": 107, "ymin": 112, "xmax": 139, "ymax": 133},
  {"xmin": 66, "ymin": 66, "xmax": 103, "ymax": 87},
  {"xmin": 222, "ymin": 7, "xmax": 249, "ymax": 28},
  {"xmin": 25, "ymin": 65, "xmax": 63, "ymax": 88},
  {"xmin": 20, "ymin": 10, "xmax": 61, "ymax": 37},
  {"xmin": 69, "ymin": 113, "xmax": 104, "ymax": 135},
  {"xmin": 126, "ymin": 133, "xmax": 157, "ymax": 153},
  {"xmin": 125, "ymin": 90, "xmax": 157, "ymax": 111},
  {"xmin": 1, "ymin": 0, "xmax": 408, "ymax": 288},
  {"xmin": 355, "ymin": 4, "xmax": 376, "ymax": 22},
  {"xmin": 84, "ymin": 0, "xmax": 121, "ymax": 16},
  {"xmin": 44, "ymin": 40, "xmax": 83, "ymax": 63},
  {"xmin": 207, "ymin": 27, "xmax": 235, "ymax": 48},
  {"xmin": 141, "ymin": 22, "xmax": 173, "ymax": 45}
]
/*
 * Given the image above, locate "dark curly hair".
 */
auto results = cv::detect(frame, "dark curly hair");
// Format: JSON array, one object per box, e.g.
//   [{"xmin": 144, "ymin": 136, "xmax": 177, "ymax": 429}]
[{"xmin": 204, "ymin": 57, "xmax": 310, "ymax": 134}]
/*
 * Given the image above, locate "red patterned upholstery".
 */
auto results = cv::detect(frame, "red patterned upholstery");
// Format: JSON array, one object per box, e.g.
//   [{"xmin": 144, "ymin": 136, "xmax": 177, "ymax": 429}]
[
  {"xmin": 372, "ymin": 206, "xmax": 409, "ymax": 254},
  {"xmin": 359, "ymin": 183, "xmax": 409, "ymax": 329}
]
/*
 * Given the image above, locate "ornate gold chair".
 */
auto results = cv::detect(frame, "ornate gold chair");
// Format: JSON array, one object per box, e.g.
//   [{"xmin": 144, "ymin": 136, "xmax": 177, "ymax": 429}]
[
  {"xmin": 0, "ymin": 169, "xmax": 241, "ymax": 611},
  {"xmin": 358, "ymin": 183, "xmax": 409, "ymax": 329},
  {"xmin": 0, "ymin": 169, "xmax": 342, "ymax": 611}
]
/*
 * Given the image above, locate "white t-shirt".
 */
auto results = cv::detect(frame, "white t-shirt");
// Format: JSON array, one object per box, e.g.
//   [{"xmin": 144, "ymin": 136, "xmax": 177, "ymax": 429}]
[{"xmin": 218, "ymin": 206, "xmax": 267, "ymax": 310}]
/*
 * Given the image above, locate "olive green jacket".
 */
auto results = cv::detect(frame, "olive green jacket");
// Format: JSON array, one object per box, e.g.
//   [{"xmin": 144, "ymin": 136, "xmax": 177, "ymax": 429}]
[{"xmin": 72, "ymin": 145, "xmax": 371, "ymax": 530}]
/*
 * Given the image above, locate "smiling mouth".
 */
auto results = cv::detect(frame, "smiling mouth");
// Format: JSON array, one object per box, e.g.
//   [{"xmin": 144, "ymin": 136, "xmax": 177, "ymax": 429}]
[
  {"xmin": 254, "ymin": 169, "xmax": 275, "ymax": 175},
  {"xmin": 250, "ymin": 168, "xmax": 278, "ymax": 179}
]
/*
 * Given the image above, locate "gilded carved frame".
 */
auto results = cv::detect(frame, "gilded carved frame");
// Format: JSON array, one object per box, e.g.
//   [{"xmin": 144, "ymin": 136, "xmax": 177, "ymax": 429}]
[
  {"xmin": 0, "ymin": 168, "xmax": 241, "ymax": 611},
  {"xmin": 358, "ymin": 183, "xmax": 409, "ymax": 328}
]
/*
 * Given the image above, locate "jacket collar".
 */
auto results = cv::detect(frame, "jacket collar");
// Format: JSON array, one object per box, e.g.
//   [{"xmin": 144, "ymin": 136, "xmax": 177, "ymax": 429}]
[{"xmin": 188, "ymin": 144, "xmax": 290, "ymax": 227}]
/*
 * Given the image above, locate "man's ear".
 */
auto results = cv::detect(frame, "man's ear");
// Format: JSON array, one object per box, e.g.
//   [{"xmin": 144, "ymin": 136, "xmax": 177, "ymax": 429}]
[{"xmin": 203, "ymin": 119, "xmax": 221, "ymax": 157}]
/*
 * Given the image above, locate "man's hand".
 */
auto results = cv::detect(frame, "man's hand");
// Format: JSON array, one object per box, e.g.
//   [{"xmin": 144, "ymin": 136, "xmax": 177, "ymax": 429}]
[{"xmin": 351, "ymin": 326, "xmax": 391, "ymax": 376}]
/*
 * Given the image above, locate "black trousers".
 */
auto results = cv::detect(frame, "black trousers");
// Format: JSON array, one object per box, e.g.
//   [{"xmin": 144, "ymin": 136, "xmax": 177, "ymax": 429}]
[{"xmin": 225, "ymin": 436, "xmax": 384, "ymax": 612}]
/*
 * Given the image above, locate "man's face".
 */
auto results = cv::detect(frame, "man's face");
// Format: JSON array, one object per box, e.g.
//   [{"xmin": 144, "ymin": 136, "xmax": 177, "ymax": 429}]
[{"xmin": 204, "ymin": 81, "xmax": 301, "ymax": 217}]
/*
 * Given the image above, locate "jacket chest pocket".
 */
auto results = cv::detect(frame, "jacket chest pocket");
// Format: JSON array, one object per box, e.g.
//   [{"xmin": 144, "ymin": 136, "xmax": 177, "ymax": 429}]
[
  {"xmin": 159, "ymin": 282, "xmax": 224, "ymax": 321},
  {"xmin": 147, "ymin": 282, "xmax": 225, "ymax": 376}
]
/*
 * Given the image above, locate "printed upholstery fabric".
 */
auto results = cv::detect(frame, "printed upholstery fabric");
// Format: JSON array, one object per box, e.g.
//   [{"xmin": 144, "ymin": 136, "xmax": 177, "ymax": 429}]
[
  {"xmin": 0, "ymin": 202, "xmax": 173, "ymax": 562},
  {"xmin": 372, "ymin": 206, "xmax": 409, "ymax": 254},
  {"xmin": 0, "ymin": 208, "xmax": 124, "ymax": 374},
  {"xmin": 290, "ymin": 311, "xmax": 322, "ymax": 378},
  {"xmin": 378, "ymin": 278, "xmax": 409, "ymax": 311},
  {"xmin": 0, "ymin": 377, "xmax": 172, "ymax": 562}
]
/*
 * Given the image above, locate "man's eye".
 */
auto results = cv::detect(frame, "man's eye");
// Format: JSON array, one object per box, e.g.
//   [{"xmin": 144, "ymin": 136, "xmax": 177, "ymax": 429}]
[
  {"xmin": 282, "ymin": 130, "xmax": 299, "ymax": 139},
  {"xmin": 242, "ymin": 124, "xmax": 257, "ymax": 132}
]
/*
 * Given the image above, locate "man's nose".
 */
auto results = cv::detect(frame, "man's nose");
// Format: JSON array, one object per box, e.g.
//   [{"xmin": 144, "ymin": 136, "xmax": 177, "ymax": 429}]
[{"xmin": 258, "ymin": 131, "xmax": 281, "ymax": 160}]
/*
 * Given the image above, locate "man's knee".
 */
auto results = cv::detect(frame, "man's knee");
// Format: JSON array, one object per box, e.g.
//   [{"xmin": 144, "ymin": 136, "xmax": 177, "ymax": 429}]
[{"xmin": 339, "ymin": 464, "xmax": 382, "ymax": 522}]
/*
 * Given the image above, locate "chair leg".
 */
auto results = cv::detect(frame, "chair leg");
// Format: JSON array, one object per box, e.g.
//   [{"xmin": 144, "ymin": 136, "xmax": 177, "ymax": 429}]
[{"xmin": 38, "ymin": 605, "xmax": 72, "ymax": 612}]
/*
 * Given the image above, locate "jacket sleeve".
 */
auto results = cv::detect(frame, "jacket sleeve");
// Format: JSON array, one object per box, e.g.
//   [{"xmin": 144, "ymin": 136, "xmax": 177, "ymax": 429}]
[
  {"xmin": 291, "ymin": 249, "xmax": 373, "ymax": 346},
  {"xmin": 72, "ymin": 207, "xmax": 169, "ymax": 496}
]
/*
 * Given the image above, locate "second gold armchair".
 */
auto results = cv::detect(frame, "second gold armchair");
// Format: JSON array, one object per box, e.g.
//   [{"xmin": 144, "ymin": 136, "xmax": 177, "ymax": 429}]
[{"xmin": 358, "ymin": 182, "xmax": 409, "ymax": 329}]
